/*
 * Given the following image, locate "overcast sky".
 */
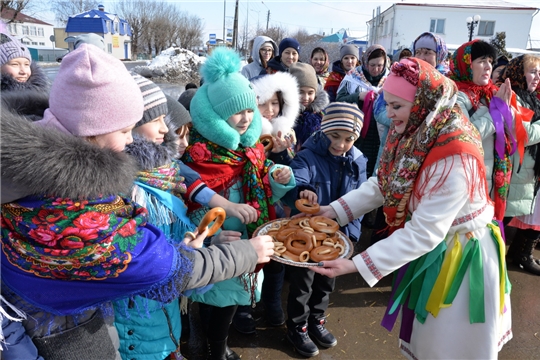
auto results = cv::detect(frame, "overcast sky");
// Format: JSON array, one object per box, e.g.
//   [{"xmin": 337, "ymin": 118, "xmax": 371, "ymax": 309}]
[{"xmin": 36, "ymin": 0, "xmax": 540, "ymax": 44}]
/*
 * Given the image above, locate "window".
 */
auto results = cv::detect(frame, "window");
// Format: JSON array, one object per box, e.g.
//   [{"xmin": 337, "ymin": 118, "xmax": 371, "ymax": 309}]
[
  {"xmin": 114, "ymin": 21, "xmax": 119, "ymax": 33},
  {"xmin": 30, "ymin": 26, "xmax": 36, "ymax": 36},
  {"xmin": 106, "ymin": 21, "xmax": 112, "ymax": 33},
  {"xmin": 31, "ymin": 42, "xmax": 37, "ymax": 45},
  {"xmin": 9, "ymin": 23, "xmax": 17, "ymax": 34},
  {"xmin": 477, "ymin": 21, "xmax": 495, "ymax": 36},
  {"xmin": 38, "ymin": 28, "xmax": 44, "ymax": 37},
  {"xmin": 107, "ymin": 43, "xmax": 112, "ymax": 53},
  {"xmin": 39, "ymin": 42, "xmax": 45, "ymax": 45},
  {"xmin": 430, "ymin": 19, "xmax": 445, "ymax": 34},
  {"xmin": 22, "ymin": 26, "xmax": 29, "ymax": 35}
]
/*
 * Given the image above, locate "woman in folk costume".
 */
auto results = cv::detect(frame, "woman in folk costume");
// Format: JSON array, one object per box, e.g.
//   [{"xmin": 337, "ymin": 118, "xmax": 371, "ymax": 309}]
[
  {"xmin": 411, "ymin": 32, "xmax": 450, "ymax": 75},
  {"xmin": 500, "ymin": 55, "xmax": 540, "ymax": 275},
  {"xmin": 0, "ymin": 44, "xmax": 274, "ymax": 360},
  {"xmin": 450, "ymin": 40, "xmax": 517, "ymax": 224},
  {"xmin": 336, "ymin": 44, "xmax": 389, "ymax": 177},
  {"xmin": 313, "ymin": 58, "xmax": 512, "ymax": 359},
  {"xmin": 182, "ymin": 47, "xmax": 295, "ymax": 359}
]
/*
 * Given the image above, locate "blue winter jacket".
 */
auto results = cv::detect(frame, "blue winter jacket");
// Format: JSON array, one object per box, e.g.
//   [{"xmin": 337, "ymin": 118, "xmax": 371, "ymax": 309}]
[
  {"xmin": 284, "ymin": 131, "xmax": 368, "ymax": 241},
  {"xmin": 1, "ymin": 311, "xmax": 44, "ymax": 360}
]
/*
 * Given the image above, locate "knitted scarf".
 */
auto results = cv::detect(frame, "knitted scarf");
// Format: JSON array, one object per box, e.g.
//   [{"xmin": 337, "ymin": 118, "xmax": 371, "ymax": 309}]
[
  {"xmin": 378, "ymin": 58, "xmax": 485, "ymax": 231},
  {"xmin": 182, "ymin": 129, "xmax": 276, "ymax": 235}
]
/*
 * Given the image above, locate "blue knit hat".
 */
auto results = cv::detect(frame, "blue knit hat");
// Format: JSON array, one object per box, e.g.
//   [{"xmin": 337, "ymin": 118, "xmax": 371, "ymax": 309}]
[
  {"xmin": 279, "ymin": 38, "xmax": 300, "ymax": 55},
  {"xmin": 190, "ymin": 47, "xmax": 261, "ymax": 150}
]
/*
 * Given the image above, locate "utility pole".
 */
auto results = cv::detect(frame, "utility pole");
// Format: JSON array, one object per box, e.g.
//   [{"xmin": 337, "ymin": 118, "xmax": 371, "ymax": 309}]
[
  {"xmin": 232, "ymin": 0, "xmax": 239, "ymax": 49},
  {"xmin": 223, "ymin": 0, "xmax": 227, "ymax": 46},
  {"xmin": 266, "ymin": 10, "xmax": 270, "ymax": 31}
]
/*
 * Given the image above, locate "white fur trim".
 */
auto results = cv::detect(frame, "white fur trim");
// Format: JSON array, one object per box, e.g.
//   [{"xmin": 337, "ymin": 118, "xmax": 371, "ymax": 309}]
[{"xmin": 251, "ymin": 72, "xmax": 300, "ymax": 137}]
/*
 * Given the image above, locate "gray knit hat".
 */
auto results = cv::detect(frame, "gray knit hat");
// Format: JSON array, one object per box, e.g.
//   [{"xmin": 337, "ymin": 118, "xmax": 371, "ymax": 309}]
[
  {"xmin": 73, "ymin": 33, "xmax": 106, "ymax": 52},
  {"xmin": 0, "ymin": 32, "xmax": 31, "ymax": 66},
  {"xmin": 166, "ymin": 95, "xmax": 191, "ymax": 130},
  {"xmin": 321, "ymin": 102, "xmax": 364, "ymax": 138},
  {"xmin": 340, "ymin": 44, "xmax": 359, "ymax": 60},
  {"xmin": 289, "ymin": 62, "xmax": 318, "ymax": 90},
  {"xmin": 178, "ymin": 88, "xmax": 197, "ymax": 112},
  {"xmin": 131, "ymin": 74, "xmax": 168, "ymax": 127}
]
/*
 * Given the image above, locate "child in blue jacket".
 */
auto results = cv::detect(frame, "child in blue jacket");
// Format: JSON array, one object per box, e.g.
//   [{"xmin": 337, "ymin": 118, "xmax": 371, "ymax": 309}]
[{"xmin": 284, "ymin": 102, "xmax": 367, "ymax": 357}]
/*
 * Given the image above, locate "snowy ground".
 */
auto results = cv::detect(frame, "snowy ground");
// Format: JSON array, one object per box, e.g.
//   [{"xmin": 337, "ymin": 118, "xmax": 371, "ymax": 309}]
[{"xmin": 132, "ymin": 47, "xmax": 204, "ymax": 84}]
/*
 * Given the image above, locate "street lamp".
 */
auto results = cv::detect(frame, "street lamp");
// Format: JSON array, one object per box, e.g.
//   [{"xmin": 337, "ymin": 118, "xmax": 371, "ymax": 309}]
[{"xmin": 466, "ymin": 15, "xmax": 481, "ymax": 42}]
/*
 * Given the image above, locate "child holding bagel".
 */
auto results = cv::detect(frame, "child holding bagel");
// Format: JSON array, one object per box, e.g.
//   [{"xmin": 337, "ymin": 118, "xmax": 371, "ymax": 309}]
[
  {"xmin": 182, "ymin": 47, "xmax": 296, "ymax": 359},
  {"xmin": 0, "ymin": 44, "xmax": 274, "ymax": 359},
  {"xmin": 283, "ymin": 102, "xmax": 367, "ymax": 357}
]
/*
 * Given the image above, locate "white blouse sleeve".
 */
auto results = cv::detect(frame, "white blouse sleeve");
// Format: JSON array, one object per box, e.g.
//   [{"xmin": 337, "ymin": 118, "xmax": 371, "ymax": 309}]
[
  {"xmin": 352, "ymin": 155, "xmax": 473, "ymax": 287},
  {"xmin": 329, "ymin": 176, "xmax": 384, "ymax": 227}
]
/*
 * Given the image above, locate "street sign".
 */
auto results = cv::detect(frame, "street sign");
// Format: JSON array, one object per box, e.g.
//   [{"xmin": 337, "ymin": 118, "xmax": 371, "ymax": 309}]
[{"xmin": 209, "ymin": 33, "xmax": 216, "ymax": 45}]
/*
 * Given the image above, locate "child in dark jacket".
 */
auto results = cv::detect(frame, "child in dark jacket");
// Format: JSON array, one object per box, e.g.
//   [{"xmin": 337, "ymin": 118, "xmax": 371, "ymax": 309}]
[
  {"xmin": 289, "ymin": 62, "xmax": 330, "ymax": 152},
  {"xmin": 284, "ymin": 102, "xmax": 367, "ymax": 357}
]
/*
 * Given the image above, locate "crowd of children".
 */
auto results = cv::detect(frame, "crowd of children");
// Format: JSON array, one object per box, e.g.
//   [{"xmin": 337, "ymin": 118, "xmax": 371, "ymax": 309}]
[{"xmin": 4, "ymin": 23, "xmax": 540, "ymax": 360}]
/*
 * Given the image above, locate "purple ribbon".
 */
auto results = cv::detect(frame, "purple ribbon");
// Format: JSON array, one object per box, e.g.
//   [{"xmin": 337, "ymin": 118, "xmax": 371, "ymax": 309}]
[
  {"xmin": 381, "ymin": 264, "xmax": 409, "ymax": 332},
  {"xmin": 489, "ymin": 97, "xmax": 516, "ymax": 158}
]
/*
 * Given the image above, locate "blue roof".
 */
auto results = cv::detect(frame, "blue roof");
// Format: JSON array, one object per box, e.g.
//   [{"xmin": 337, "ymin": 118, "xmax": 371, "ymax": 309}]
[
  {"xmin": 66, "ymin": 9, "xmax": 131, "ymax": 36},
  {"xmin": 321, "ymin": 33, "xmax": 343, "ymax": 43}
]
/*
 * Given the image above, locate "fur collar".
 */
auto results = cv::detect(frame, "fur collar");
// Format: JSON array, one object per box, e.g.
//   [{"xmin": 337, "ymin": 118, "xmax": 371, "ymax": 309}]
[
  {"xmin": 1, "ymin": 107, "xmax": 138, "ymax": 200},
  {"xmin": 1, "ymin": 63, "xmax": 50, "ymax": 119},
  {"xmin": 250, "ymin": 72, "xmax": 300, "ymax": 137},
  {"xmin": 300, "ymin": 85, "xmax": 329, "ymax": 113},
  {"xmin": 125, "ymin": 134, "xmax": 179, "ymax": 170}
]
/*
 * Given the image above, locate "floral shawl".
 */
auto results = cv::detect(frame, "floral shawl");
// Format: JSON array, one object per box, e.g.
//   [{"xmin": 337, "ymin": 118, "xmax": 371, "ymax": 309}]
[
  {"xmin": 411, "ymin": 32, "xmax": 449, "ymax": 75},
  {"xmin": 377, "ymin": 58, "xmax": 485, "ymax": 230},
  {"xmin": 449, "ymin": 40, "xmax": 499, "ymax": 110},
  {"xmin": 182, "ymin": 129, "xmax": 276, "ymax": 235}
]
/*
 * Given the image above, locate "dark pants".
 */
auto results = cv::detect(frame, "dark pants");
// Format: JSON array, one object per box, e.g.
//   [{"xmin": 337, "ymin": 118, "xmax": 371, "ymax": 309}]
[
  {"xmin": 199, "ymin": 303, "xmax": 238, "ymax": 342},
  {"xmin": 286, "ymin": 265, "xmax": 335, "ymax": 328}
]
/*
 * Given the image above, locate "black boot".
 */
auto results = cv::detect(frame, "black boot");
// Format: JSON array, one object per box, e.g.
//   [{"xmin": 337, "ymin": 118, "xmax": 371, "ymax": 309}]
[
  {"xmin": 506, "ymin": 235, "xmax": 526, "ymax": 263},
  {"xmin": 261, "ymin": 262, "xmax": 285, "ymax": 326},
  {"xmin": 232, "ymin": 305, "xmax": 256, "ymax": 334},
  {"xmin": 518, "ymin": 237, "xmax": 540, "ymax": 275},
  {"xmin": 308, "ymin": 316, "xmax": 337, "ymax": 348},
  {"xmin": 286, "ymin": 323, "xmax": 319, "ymax": 357},
  {"xmin": 207, "ymin": 337, "xmax": 240, "ymax": 360}
]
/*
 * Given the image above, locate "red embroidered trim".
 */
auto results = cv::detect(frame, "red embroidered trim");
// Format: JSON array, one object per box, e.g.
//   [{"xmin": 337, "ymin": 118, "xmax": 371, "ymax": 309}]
[
  {"xmin": 338, "ymin": 198, "xmax": 354, "ymax": 223},
  {"xmin": 498, "ymin": 329, "xmax": 512, "ymax": 347},
  {"xmin": 451, "ymin": 203, "xmax": 487, "ymax": 227},
  {"xmin": 361, "ymin": 251, "xmax": 383, "ymax": 280}
]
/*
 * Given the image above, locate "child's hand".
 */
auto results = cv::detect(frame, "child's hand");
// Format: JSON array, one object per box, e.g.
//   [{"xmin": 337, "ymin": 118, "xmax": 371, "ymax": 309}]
[
  {"xmin": 248, "ymin": 235, "xmax": 275, "ymax": 264},
  {"xmin": 223, "ymin": 202, "xmax": 259, "ymax": 224},
  {"xmin": 183, "ymin": 227, "xmax": 209, "ymax": 248},
  {"xmin": 271, "ymin": 166, "xmax": 291, "ymax": 184},
  {"xmin": 212, "ymin": 230, "xmax": 242, "ymax": 244},
  {"xmin": 316, "ymin": 205, "xmax": 338, "ymax": 219},
  {"xmin": 299, "ymin": 190, "xmax": 318, "ymax": 204},
  {"xmin": 272, "ymin": 131, "xmax": 296, "ymax": 153}
]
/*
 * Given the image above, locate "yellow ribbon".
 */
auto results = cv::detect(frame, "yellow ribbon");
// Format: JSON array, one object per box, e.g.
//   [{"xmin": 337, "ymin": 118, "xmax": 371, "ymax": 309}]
[
  {"xmin": 426, "ymin": 233, "xmax": 463, "ymax": 317},
  {"xmin": 487, "ymin": 222, "xmax": 507, "ymax": 315}
]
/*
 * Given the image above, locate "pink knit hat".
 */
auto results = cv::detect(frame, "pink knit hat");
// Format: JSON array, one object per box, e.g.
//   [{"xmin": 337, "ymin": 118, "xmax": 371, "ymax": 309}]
[
  {"xmin": 37, "ymin": 43, "xmax": 143, "ymax": 136},
  {"xmin": 383, "ymin": 58, "xmax": 419, "ymax": 103}
]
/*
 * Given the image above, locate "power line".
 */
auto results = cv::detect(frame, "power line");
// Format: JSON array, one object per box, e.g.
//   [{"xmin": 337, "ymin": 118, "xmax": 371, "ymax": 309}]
[{"xmin": 305, "ymin": 0, "xmax": 372, "ymax": 16}]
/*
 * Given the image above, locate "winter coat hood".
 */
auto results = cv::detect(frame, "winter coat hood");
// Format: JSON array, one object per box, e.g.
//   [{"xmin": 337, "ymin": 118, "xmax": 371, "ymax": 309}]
[
  {"xmin": 330, "ymin": 60, "xmax": 347, "ymax": 76},
  {"xmin": 1, "ymin": 107, "xmax": 138, "ymax": 202},
  {"xmin": 1, "ymin": 62, "xmax": 50, "ymax": 120},
  {"xmin": 250, "ymin": 71, "xmax": 300, "ymax": 136},
  {"xmin": 251, "ymin": 36, "xmax": 278, "ymax": 67}
]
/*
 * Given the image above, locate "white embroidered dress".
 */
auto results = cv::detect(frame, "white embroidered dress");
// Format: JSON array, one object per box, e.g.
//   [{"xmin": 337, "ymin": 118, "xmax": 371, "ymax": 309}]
[{"xmin": 331, "ymin": 154, "xmax": 512, "ymax": 360}]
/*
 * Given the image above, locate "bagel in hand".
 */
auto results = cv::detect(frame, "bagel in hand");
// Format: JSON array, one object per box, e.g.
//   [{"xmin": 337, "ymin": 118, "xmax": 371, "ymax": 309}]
[{"xmin": 198, "ymin": 207, "xmax": 226, "ymax": 236}]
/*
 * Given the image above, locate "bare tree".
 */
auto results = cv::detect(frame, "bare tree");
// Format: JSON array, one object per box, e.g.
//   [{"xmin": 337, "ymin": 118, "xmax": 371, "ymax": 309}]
[
  {"xmin": 257, "ymin": 25, "xmax": 288, "ymax": 45},
  {"xmin": 175, "ymin": 12, "xmax": 204, "ymax": 51},
  {"xmin": 50, "ymin": 0, "xmax": 98, "ymax": 25},
  {"xmin": 1, "ymin": 0, "xmax": 32, "ymax": 23},
  {"xmin": 115, "ymin": 0, "xmax": 154, "ymax": 59}
]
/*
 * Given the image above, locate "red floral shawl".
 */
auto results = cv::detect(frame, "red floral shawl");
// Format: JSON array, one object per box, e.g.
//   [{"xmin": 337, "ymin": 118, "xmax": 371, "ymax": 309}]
[{"xmin": 378, "ymin": 58, "xmax": 486, "ymax": 231}]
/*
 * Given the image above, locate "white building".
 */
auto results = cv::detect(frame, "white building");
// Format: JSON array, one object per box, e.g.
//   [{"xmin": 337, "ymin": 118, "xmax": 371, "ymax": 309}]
[
  {"xmin": 1, "ymin": 8, "xmax": 67, "ymax": 62},
  {"xmin": 367, "ymin": 0, "xmax": 538, "ymax": 56}
]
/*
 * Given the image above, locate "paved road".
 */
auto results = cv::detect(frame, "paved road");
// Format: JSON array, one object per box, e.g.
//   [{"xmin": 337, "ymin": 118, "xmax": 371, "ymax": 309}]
[{"xmin": 183, "ymin": 231, "xmax": 540, "ymax": 359}]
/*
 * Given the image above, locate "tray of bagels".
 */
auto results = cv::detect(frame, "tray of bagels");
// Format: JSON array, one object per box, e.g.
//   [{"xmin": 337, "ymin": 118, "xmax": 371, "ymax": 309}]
[{"xmin": 252, "ymin": 199, "xmax": 353, "ymax": 267}]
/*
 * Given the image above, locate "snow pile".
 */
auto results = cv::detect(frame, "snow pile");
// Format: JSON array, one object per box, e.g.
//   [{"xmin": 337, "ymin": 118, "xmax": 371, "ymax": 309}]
[{"xmin": 132, "ymin": 47, "xmax": 203, "ymax": 84}]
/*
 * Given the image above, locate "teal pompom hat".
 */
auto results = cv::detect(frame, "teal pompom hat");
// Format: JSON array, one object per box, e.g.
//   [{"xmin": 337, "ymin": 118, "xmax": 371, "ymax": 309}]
[{"xmin": 190, "ymin": 47, "xmax": 261, "ymax": 150}]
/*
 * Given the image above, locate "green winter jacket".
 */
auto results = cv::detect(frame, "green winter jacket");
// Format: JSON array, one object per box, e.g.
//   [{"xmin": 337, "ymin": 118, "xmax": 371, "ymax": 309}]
[{"xmin": 505, "ymin": 96, "xmax": 540, "ymax": 217}]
